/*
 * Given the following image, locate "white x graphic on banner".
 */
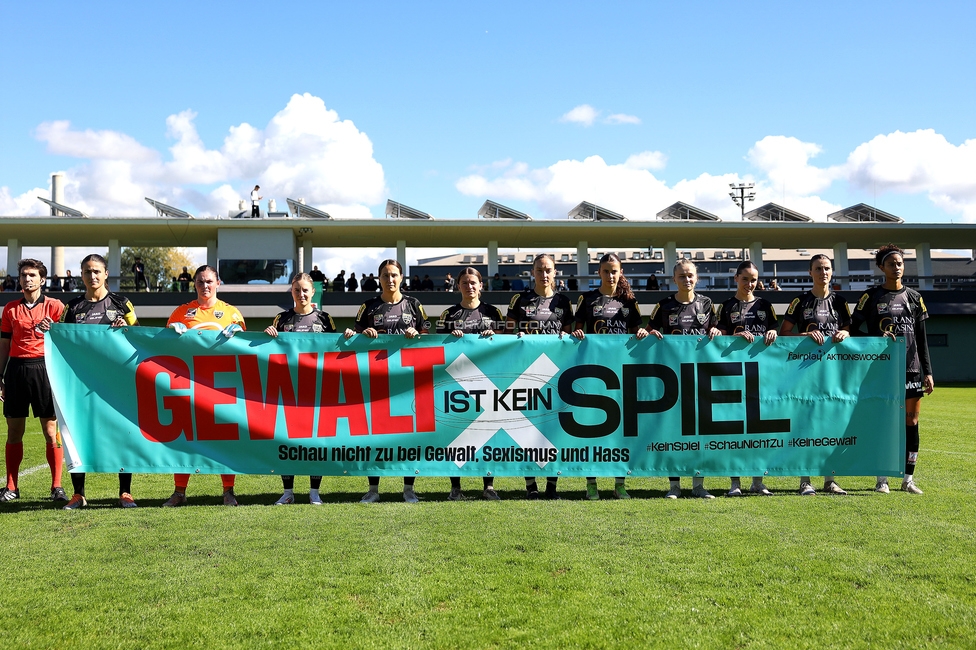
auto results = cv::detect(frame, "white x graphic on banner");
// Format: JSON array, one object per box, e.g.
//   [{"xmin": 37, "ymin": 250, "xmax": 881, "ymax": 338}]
[{"xmin": 444, "ymin": 353, "xmax": 559, "ymax": 468}]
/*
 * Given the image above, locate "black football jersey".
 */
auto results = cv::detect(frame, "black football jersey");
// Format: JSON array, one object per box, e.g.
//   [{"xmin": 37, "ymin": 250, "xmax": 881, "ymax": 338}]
[
  {"xmin": 852, "ymin": 285, "xmax": 929, "ymax": 374},
  {"xmin": 782, "ymin": 292, "xmax": 851, "ymax": 335},
  {"xmin": 506, "ymin": 290, "xmax": 574, "ymax": 335},
  {"xmin": 271, "ymin": 308, "xmax": 336, "ymax": 333},
  {"xmin": 355, "ymin": 296, "xmax": 429, "ymax": 335},
  {"xmin": 60, "ymin": 293, "xmax": 137, "ymax": 326},
  {"xmin": 574, "ymin": 290, "xmax": 642, "ymax": 334},
  {"xmin": 648, "ymin": 294, "xmax": 715, "ymax": 335},
  {"xmin": 716, "ymin": 297, "xmax": 778, "ymax": 336},
  {"xmin": 437, "ymin": 303, "xmax": 504, "ymax": 334}
]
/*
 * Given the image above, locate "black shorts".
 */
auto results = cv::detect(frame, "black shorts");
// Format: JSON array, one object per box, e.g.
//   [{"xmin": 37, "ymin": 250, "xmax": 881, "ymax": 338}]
[
  {"xmin": 3, "ymin": 358, "xmax": 55, "ymax": 419},
  {"xmin": 905, "ymin": 371, "xmax": 924, "ymax": 401}
]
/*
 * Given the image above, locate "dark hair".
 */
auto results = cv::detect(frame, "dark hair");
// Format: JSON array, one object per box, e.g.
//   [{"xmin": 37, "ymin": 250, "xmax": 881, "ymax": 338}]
[
  {"xmin": 598, "ymin": 253, "xmax": 634, "ymax": 301},
  {"xmin": 458, "ymin": 266, "xmax": 483, "ymax": 283},
  {"xmin": 194, "ymin": 264, "xmax": 219, "ymax": 281},
  {"xmin": 378, "ymin": 259, "xmax": 403, "ymax": 275},
  {"xmin": 735, "ymin": 260, "xmax": 759, "ymax": 276},
  {"xmin": 80, "ymin": 253, "xmax": 108, "ymax": 270},
  {"xmin": 809, "ymin": 254, "xmax": 831, "ymax": 269},
  {"xmin": 17, "ymin": 258, "xmax": 48, "ymax": 279},
  {"xmin": 875, "ymin": 244, "xmax": 904, "ymax": 267},
  {"xmin": 532, "ymin": 253, "xmax": 555, "ymax": 267}
]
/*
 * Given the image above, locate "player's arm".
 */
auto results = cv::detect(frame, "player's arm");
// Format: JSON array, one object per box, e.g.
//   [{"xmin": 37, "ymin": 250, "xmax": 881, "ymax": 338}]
[
  {"xmin": 850, "ymin": 293, "xmax": 870, "ymax": 336},
  {"xmin": 916, "ymin": 317, "xmax": 934, "ymax": 393},
  {"xmin": 0, "ymin": 337, "xmax": 10, "ymax": 400},
  {"xmin": 647, "ymin": 303, "xmax": 664, "ymax": 339}
]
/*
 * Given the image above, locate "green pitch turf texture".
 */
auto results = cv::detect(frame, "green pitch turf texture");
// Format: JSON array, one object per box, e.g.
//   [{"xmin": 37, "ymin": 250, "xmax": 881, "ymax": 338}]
[{"xmin": 1, "ymin": 387, "xmax": 974, "ymax": 649}]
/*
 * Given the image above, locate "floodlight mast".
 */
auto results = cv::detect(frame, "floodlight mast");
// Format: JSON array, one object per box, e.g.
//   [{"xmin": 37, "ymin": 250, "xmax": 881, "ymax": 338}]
[{"xmin": 729, "ymin": 182, "xmax": 756, "ymax": 221}]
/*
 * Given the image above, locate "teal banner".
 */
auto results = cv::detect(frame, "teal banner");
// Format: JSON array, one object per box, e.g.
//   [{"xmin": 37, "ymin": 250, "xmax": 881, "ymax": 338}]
[{"xmin": 45, "ymin": 325, "xmax": 906, "ymax": 477}]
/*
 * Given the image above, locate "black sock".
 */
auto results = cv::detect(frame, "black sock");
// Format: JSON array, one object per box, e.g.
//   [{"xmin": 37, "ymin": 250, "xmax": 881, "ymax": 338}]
[
  {"xmin": 525, "ymin": 477, "xmax": 537, "ymax": 492},
  {"xmin": 310, "ymin": 476, "xmax": 322, "ymax": 490},
  {"xmin": 403, "ymin": 477, "xmax": 415, "ymax": 487},
  {"xmin": 450, "ymin": 477, "xmax": 461, "ymax": 489},
  {"xmin": 281, "ymin": 475, "xmax": 295, "ymax": 490},
  {"xmin": 906, "ymin": 424, "xmax": 920, "ymax": 476},
  {"xmin": 483, "ymin": 477, "xmax": 494, "ymax": 489},
  {"xmin": 368, "ymin": 476, "xmax": 380, "ymax": 488},
  {"xmin": 118, "ymin": 472, "xmax": 132, "ymax": 495},
  {"xmin": 545, "ymin": 477, "xmax": 558, "ymax": 492},
  {"xmin": 71, "ymin": 472, "xmax": 86, "ymax": 496}
]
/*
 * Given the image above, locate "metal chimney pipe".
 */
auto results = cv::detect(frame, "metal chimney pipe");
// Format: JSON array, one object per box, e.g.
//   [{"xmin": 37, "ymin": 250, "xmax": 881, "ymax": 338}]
[{"xmin": 51, "ymin": 173, "xmax": 65, "ymax": 277}]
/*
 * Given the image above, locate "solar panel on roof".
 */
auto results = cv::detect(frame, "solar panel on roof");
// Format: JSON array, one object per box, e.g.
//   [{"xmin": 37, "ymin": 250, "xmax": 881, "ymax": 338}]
[
  {"xmin": 145, "ymin": 197, "xmax": 193, "ymax": 219},
  {"xmin": 656, "ymin": 201, "xmax": 720, "ymax": 221},
  {"xmin": 827, "ymin": 203, "xmax": 904, "ymax": 223},
  {"xmin": 286, "ymin": 198, "xmax": 333, "ymax": 220},
  {"xmin": 37, "ymin": 197, "xmax": 88, "ymax": 218},
  {"xmin": 478, "ymin": 200, "xmax": 532, "ymax": 220},
  {"xmin": 386, "ymin": 200, "xmax": 434, "ymax": 220},
  {"xmin": 743, "ymin": 202, "xmax": 811, "ymax": 222},
  {"xmin": 568, "ymin": 201, "xmax": 626, "ymax": 221}
]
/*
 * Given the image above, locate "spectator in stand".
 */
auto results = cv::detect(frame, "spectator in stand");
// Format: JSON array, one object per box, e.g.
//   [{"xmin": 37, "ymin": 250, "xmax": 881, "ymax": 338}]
[
  {"xmin": 422, "ymin": 275, "xmax": 435, "ymax": 291},
  {"xmin": 647, "ymin": 273, "xmax": 660, "ymax": 290},
  {"xmin": 444, "ymin": 273, "xmax": 455, "ymax": 292},
  {"xmin": 411, "ymin": 275, "xmax": 421, "ymax": 291},
  {"xmin": 177, "ymin": 266, "xmax": 192, "ymax": 292},
  {"xmin": 49, "ymin": 274, "xmax": 62, "ymax": 292},
  {"xmin": 502, "ymin": 275, "xmax": 511, "ymax": 291},
  {"xmin": 131, "ymin": 257, "xmax": 147, "ymax": 292},
  {"xmin": 63, "ymin": 270, "xmax": 76, "ymax": 291},
  {"xmin": 361, "ymin": 273, "xmax": 378, "ymax": 292},
  {"xmin": 332, "ymin": 271, "xmax": 346, "ymax": 292},
  {"xmin": 346, "ymin": 272, "xmax": 359, "ymax": 292},
  {"xmin": 567, "ymin": 274, "xmax": 578, "ymax": 291},
  {"xmin": 770, "ymin": 278, "xmax": 781, "ymax": 290},
  {"xmin": 2, "ymin": 276, "xmax": 16, "ymax": 292},
  {"xmin": 511, "ymin": 275, "xmax": 525, "ymax": 291},
  {"xmin": 491, "ymin": 273, "xmax": 504, "ymax": 291},
  {"xmin": 309, "ymin": 265, "xmax": 325, "ymax": 283}
]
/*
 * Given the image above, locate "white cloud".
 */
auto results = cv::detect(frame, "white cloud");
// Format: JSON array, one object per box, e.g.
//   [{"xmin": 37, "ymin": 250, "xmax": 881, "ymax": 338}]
[
  {"xmin": 605, "ymin": 113, "xmax": 641, "ymax": 125},
  {"xmin": 845, "ymin": 130, "xmax": 976, "ymax": 220},
  {"xmin": 747, "ymin": 136, "xmax": 843, "ymax": 197},
  {"xmin": 558, "ymin": 105, "xmax": 641, "ymax": 127},
  {"xmin": 560, "ymin": 104, "xmax": 600, "ymax": 127},
  {"xmin": 459, "ymin": 130, "xmax": 976, "ymax": 223},
  {"xmin": 457, "ymin": 154, "xmax": 745, "ymax": 220},
  {"xmin": 4, "ymin": 93, "xmax": 386, "ymax": 218}
]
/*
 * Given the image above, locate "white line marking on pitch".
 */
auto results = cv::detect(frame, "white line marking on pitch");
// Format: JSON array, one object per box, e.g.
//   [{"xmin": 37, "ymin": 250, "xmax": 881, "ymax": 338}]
[{"xmin": 18, "ymin": 463, "xmax": 48, "ymax": 477}]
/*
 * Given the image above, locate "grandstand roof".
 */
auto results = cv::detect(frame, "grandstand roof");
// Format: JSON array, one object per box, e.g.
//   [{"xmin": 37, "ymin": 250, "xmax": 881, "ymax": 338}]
[{"xmin": 2, "ymin": 215, "xmax": 975, "ymax": 249}]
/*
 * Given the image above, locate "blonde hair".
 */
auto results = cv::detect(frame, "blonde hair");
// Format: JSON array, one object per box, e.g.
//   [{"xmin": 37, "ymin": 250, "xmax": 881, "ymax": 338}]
[{"xmin": 672, "ymin": 258, "xmax": 697, "ymax": 276}]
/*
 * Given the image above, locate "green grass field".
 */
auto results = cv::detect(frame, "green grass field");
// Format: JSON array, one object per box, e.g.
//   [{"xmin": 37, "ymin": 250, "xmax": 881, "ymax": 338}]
[{"xmin": 1, "ymin": 388, "xmax": 974, "ymax": 649}]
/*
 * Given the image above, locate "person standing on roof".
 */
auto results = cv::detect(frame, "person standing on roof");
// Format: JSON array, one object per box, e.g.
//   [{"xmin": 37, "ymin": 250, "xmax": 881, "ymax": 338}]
[{"xmin": 250, "ymin": 185, "xmax": 262, "ymax": 218}]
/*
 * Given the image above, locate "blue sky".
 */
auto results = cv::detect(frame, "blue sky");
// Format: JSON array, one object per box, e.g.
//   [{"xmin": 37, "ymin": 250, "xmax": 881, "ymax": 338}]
[{"xmin": 2, "ymin": 1, "xmax": 974, "ymax": 273}]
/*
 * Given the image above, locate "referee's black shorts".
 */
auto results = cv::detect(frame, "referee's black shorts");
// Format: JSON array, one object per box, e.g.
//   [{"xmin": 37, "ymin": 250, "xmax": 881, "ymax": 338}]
[{"xmin": 3, "ymin": 358, "xmax": 55, "ymax": 419}]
